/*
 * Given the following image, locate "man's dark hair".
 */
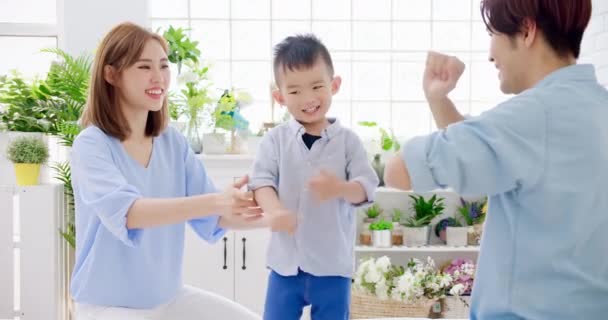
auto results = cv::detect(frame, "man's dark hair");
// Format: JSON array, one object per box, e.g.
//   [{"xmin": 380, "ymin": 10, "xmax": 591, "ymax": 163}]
[
  {"xmin": 481, "ymin": 0, "xmax": 591, "ymax": 58},
  {"xmin": 273, "ymin": 34, "xmax": 334, "ymax": 83}
]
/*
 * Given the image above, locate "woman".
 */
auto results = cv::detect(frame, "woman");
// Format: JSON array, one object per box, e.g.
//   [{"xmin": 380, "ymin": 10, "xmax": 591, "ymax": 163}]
[{"xmin": 70, "ymin": 22, "xmax": 264, "ymax": 319}]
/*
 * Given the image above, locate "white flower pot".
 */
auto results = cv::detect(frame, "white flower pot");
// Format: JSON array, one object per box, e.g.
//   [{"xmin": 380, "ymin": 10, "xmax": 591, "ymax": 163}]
[
  {"xmin": 203, "ymin": 133, "xmax": 227, "ymax": 154},
  {"xmin": 372, "ymin": 230, "xmax": 392, "ymax": 248},
  {"xmin": 446, "ymin": 226, "xmax": 469, "ymax": 247},
  {"xmin": 404, "ymin": 226, "xmax": 429, "ymax": 247}
]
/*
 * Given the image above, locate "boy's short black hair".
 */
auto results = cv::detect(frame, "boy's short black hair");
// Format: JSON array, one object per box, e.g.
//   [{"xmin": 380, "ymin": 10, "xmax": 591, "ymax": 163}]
[{"xmin": 273, "ymin": 34, "xmax": 334, "ymax": 84}]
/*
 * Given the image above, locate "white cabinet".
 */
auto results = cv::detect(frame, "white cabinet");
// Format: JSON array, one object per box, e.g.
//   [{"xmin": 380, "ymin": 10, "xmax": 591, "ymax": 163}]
[{"xmin": 182, "ymin": 154, "xmax": 270, "ymax": 316}]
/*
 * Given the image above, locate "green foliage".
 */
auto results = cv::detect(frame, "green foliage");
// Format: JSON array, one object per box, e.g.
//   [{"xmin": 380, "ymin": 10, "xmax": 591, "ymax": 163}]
[
  {"xmin": 163, "ymin": 26, "xmax": 201, "ymax": 74},
  {"xmin": 6, "ymin": 136, "xmax": 49, "ymax": 164},
  {"xmin": 53, "ymin": 162, "xmax": 75, "ymax": 248},
  {"xmin": 392, "ymin": 209, "xmax": 403, "ymax": 223},
  {"xmin": 403, "ymin": 194, "xmax": 445, "ymax": 227},
  {"xmin": 0, "ymin": 73, "xmax": 51, "ymax": 132},
  {"xmin": 364, "ymin": 204, "xmax": 383, "ymax": 219},
  {"xmin": 457, "ymin": 198, "xmax": 487, "ymax": 226},
  {"xmin": 369, "ymin": 219, "xmax": 393, "ymax": 231},
  {"xmin": 357, "ymin": 121, "xmax": 400, "ymax": 152}
]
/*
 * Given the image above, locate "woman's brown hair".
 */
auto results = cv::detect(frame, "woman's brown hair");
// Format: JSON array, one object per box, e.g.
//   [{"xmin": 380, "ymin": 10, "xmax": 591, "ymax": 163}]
[{"xmin": 80, "ymin": 22, "xmax": 169, "ymax": 140}]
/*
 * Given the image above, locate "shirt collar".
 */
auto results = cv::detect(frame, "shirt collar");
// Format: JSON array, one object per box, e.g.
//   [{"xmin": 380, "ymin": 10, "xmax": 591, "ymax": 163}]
[{"xmin": 288, "ymin": 117, "xmax": 341, "ymax": 139}]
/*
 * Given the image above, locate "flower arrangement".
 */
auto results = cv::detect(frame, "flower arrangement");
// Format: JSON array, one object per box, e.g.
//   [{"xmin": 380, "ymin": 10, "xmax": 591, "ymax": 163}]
[
  {"xmin": 442, "ymin": 258, "xmax": 476, "ymax": 296},
  {"xmin": 457, "ymin": 197, "xmax": 487, "ymax": 226},
  {"xmin": 354, "ymin": 256, "xmax": 454, "ymax": 304}
]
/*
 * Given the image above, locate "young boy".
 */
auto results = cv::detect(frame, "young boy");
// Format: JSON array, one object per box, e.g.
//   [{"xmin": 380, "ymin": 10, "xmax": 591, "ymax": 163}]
[{"xmin": 249, "ymin": 35, "xmax": 379, "ymax": 320}]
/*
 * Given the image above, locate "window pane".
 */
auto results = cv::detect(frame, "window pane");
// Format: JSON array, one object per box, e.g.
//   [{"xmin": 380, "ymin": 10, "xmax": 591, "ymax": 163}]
[
  {"xmin": 272, "ymin": 0, "xmax": 311, "ymax": 20},
  {"xmin": 0, "ymin": 0, "xmax": 56, "ymax": 23},
  {"xmin": 333, "ymin": 61, "xmax": 352, "ymax": 101},
  {"xmin": 149, "ymin": 0, "xmax": 188, "ymax": 18},
  {"xmin": 150, "ymin": 20, "xmax": 189, "ymax": 35},
  {"xmin": 391, "ymin": 103, "xmax": 431, "ymax": 140},
  {"xmin": 327, "ymin": 102, "xmax": 352, "ymax": 127},
  {"xmin": 432, "ymin": 22, "xmax": 471, "ymax": 51},
  {"xmin": 191, "ymin": 0, "xmax": 229, "ymax": 19},
  {"xmin": 393, "ymin": 22, "xmax": 431, "ymax": 51},
  {"xmin": 470, "ymin": 61, "xmax": 502, "ymax": 101},
  {"xmin": 232, "ymin": 21, "xmax": 271, "ymax": 60},
  {"xmin": 352, "ymin": 62, "xmax": 391, "ymax": 100},
  {"xmin": 191, "ymin": 21, "xmax": 231, "ymax": 60},
  {"xmin": 392, "ymin": 62, "xmax": 425, "ymax": 101},
  {"xmin": 433, "ymin": 0, "xmax": 471, "ymax": 21},
  {"xmin": 393, "ymin": 0, "xmax": 431, "ymax": 20},
  {"xmin": 0, "ymin": 36, "xmax": 56, "ymax": 78},
  {"xmin": 240, "ymin": 100, "xmax": 273, "ymax": 134},
  {"xmin": 206, "ymin": 61, "xmax": 231, "ymax": 90},
  {"xmin": 353, "ymin": 0, "xmax": 391, "ymax": 20},
  {"xmin": 472, "ymin": 21, "xmax": 490, "ymax": 51},
  {"xmin": 312, "ymin": 22, "xmax": 351, "ymax": 51},
  {"xmin": 232, "ymin": 0, "xmax": 270, "ymax": 19},
  {"xmin": 271, "ymin": 21, "xmax": 311, "ymax": 48},
  {"xmin": 353, "ymin": 22, "xmax": 391, "ymax": 50},
  {"xmin": 312, "ymin": 0, "xmax": 350, "ymax": 20},
  {"xmin": 231, "ymin": 61, "xmax": 271, "ymax": 102}
]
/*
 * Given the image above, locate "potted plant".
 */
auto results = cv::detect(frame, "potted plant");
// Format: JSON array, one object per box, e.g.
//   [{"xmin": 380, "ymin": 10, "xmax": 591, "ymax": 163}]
[
  {"xmin": 435, "ymin": 217, "xmax": 461, "ymax": 244},
  {"xmin": 369, "ymin": 219, "xmax": 393, "ymax": 248},
  {"xmin": 6, "ymin": 136, "xmax": 49, "ymax": 186},
  {"xmin": 360, "ymin": 204, "xmax": 382, "ymax": 246},
  {"xmin": 358, "ymin": 121, "xmax": 400, "ymax": 186},
  {"xmin": 455, "ymin": 197, "xmax": 487, "ymax": 246},
  {"xmin": 391, "ymin": 209, "xmax": 404, "ymax": 246},
  {"xmin": 402, "ymin": 194, "xmax": 445, "ymax": 246}
]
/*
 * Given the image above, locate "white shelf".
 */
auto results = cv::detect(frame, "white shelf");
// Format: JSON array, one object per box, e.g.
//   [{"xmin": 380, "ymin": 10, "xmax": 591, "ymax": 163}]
[{"xmin": 355, "ymin": 245, "xmax": 479, "ymax": 253}]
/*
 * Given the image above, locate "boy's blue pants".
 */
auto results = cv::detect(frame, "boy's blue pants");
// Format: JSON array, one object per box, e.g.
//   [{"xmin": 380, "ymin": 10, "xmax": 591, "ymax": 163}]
[{"xmin": 263, "ymin": 269, "xmax": 351, "ymax": 320}]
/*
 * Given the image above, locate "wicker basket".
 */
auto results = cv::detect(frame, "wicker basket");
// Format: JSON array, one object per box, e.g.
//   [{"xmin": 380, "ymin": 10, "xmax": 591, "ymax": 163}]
[
  {"xmin": 350, "ymin": 291, "xmax": 435, "ymax": 319},
  {"xmin": 443, "ymin": 296, "xmax": 470, "ymax": 318}
]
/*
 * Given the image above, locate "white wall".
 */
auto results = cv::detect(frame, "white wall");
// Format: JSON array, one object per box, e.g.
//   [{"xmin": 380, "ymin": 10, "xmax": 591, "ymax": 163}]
[
  {"xmin": 59, "ymin": 0, "xmax": 148, "ymax": 56},
  {"xmin": 581, "ymin": 0, "xmax": 608, "ymax": 87}
]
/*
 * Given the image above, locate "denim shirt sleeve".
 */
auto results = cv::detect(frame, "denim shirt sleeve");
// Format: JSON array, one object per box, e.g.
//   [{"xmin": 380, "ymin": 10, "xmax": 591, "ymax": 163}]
[{"xmin": 403, "ymin": 93, "xmax": 546, "ymax": 196}]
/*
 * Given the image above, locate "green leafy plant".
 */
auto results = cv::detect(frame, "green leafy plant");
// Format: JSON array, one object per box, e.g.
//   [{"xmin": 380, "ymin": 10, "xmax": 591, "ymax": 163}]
[
  {"xmin": 358, "ymin": 121, "xmax": 400, "ymax": 152},
  {"xmin": 457, "ymin": 197, "xmax": 487, "ymax": 226},
  {"xmin": 403, "ymin": 194, "xmax": 445, "ymax": 227},
  {"xmin": 163, "ymin": 26, "xmax": 201, "ymax": 74},
  {"xmin": 369, "ymin": 219, "xmax": 393, "ymax": 231},
  {"xmin": 0, "ymin": 73, "xmax": 51, "ymax": 132},
  {"xmin": 53, "ymin": 162, "xmax": 75, "ymax": 248},
  {"xmin": 364, "ymin": 204, "xmax": 383, "ymax": 219},
  {"xmin": 6, "ymin": 136, "xmax": 49, "ymax": 164},
  {"xmin": 392, "ymin": 209, "xmax": 403, "ymax": 223}
]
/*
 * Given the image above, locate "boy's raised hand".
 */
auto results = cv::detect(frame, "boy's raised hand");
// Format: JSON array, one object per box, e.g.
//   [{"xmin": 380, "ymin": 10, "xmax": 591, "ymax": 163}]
[
  {"xmin": 423, "ymin": 51, "xmax": 466, "ymax": 102},
  {"xmin": 308, "ymin": 169, "xmax": 344, "ymax": 202}
]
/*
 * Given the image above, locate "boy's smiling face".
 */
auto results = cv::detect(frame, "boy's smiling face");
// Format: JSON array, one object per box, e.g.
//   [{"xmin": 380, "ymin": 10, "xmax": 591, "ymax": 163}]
[{"xmin": 273, "ymin": 58, "xmax": 341, "ymax": 130}]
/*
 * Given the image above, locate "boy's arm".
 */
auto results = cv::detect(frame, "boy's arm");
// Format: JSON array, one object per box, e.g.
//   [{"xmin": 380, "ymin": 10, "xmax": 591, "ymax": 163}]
[
  {"xmin": 423, "ymin": 51, "xmax": 466, "ymax": 129},
  {"xmin": 308, "ymin": 170, "xmax": 368, "ymax": 204},
  {"xmin": 254, "ymin": 187, "xmax": 296, "ymax": 234}
]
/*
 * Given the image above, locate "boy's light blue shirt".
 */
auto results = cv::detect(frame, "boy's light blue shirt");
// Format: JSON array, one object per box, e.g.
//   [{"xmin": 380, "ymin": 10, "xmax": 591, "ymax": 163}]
[
  {"xmin": 70, "ymin": 126, "xmax": 225, "ymax": 308},
  {"xmin": 403, "ymin": 64, "xmax": 608, "ymax": 319},
  {"xmin": 250, "ymin": 118, "xmax": 379, "ymax": 278}
]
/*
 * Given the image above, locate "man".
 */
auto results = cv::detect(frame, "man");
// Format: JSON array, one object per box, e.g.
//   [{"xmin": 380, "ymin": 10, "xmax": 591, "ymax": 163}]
[{"xmin": 385, "ymin": 0, "xmax": 608, "ymax": 319}]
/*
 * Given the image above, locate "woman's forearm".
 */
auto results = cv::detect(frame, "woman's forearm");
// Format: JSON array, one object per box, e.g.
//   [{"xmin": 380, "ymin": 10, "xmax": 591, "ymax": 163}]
[{"xmin": 126, "ymin": 194, "xmax": 220, "ymax": 229}]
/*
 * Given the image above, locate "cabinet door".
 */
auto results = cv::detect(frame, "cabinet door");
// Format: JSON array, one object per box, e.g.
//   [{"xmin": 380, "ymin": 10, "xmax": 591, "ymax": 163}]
[
  {"xmin": 182, "ymin": 229, "xmax": 235, "ymax": 300},
  {"xmin": 234, "ymin": 229, "xmax": 271, "ymax": 316}
]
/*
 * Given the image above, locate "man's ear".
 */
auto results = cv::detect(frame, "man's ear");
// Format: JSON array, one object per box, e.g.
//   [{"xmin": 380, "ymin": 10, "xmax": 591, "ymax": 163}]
[
  {"xmin": 521, "ymin": 17, "xmax": 538, "ymax": 48},
  {"xmin": 272, "ymin": 88, "xmax": 285, "ymax": 106},
  {"xmin": 104, "ymin": 65, "xmax": 117, "ymax": 85},
  {"xmin": 331, "ymin": 76, "xmax": 342, "ymax": 95}
]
